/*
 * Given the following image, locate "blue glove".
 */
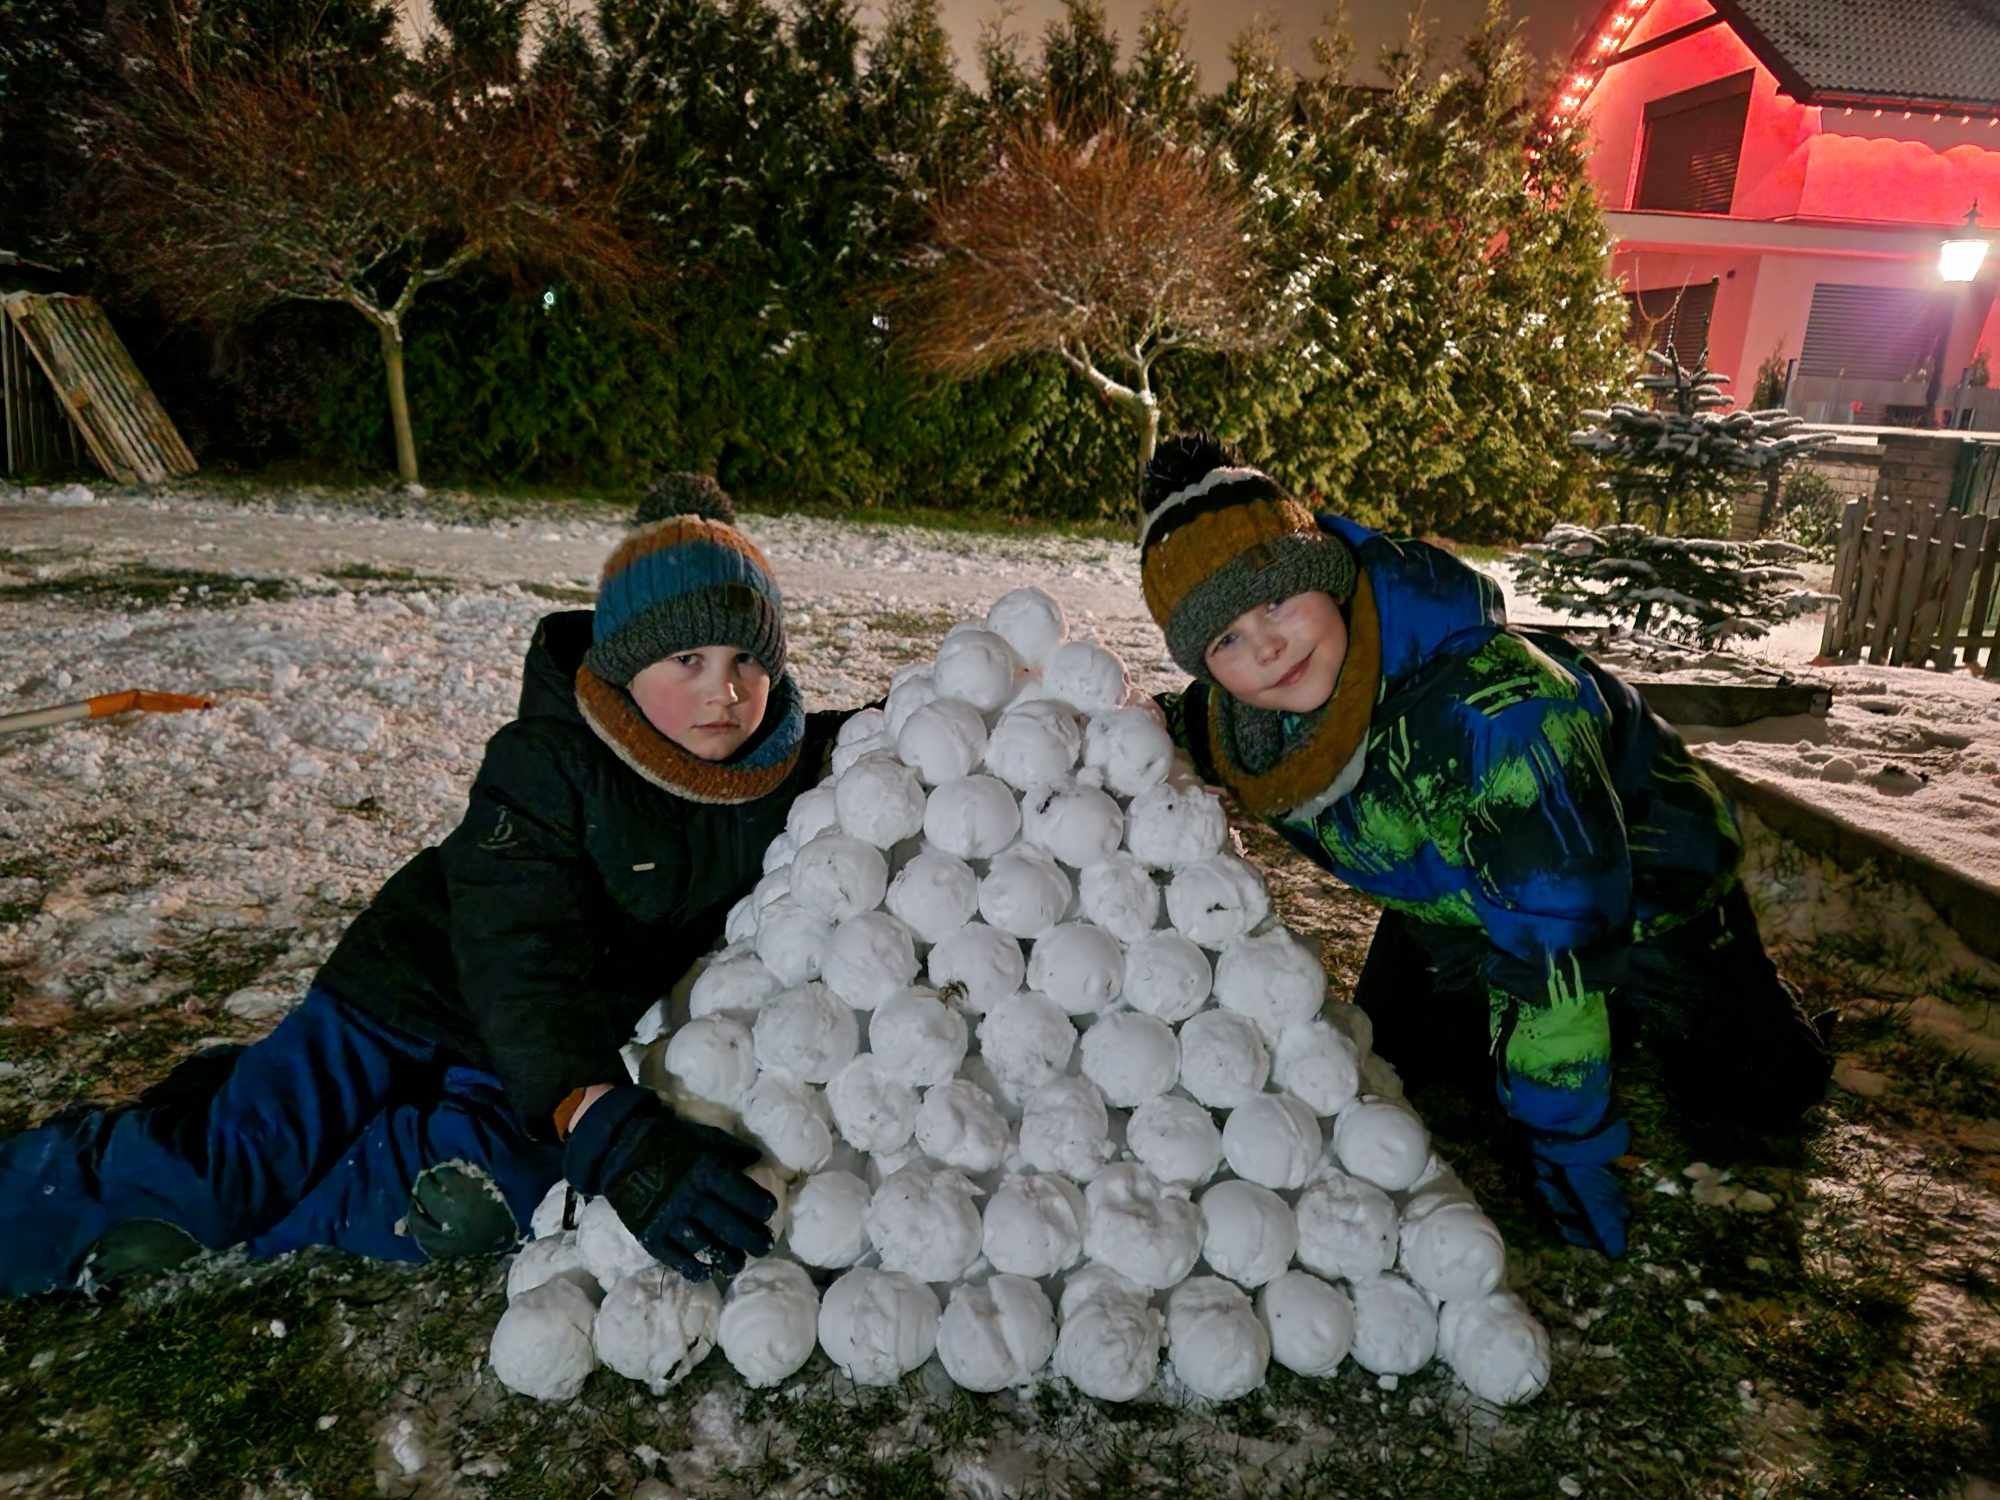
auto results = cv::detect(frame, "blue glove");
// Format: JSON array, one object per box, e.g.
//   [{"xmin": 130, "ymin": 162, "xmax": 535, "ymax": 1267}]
[
  {"xmin": 563, "ymin": 1085, "xmax": 775, "ymax": 1281},
  {"xmin": 1523, "ymin": 1116, "xmax": 1631, "ymax": 1258}
]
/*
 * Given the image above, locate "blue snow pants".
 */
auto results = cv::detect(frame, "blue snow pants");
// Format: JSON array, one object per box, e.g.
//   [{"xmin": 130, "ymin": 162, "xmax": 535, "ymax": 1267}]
[{"xmin": 0, "ymin": 988, "xmax": 562, "ymax": 1296}]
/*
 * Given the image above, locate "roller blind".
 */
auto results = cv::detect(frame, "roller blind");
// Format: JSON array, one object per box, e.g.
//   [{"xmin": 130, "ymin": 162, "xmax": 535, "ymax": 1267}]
[
  {"xmin": 1625, "ymin": 280, "xmax": 1717, "ymax": 362},
  {"xmin": 1635, "ymin": 75, "xmax": 1752, "ymax": 214},
  {"xmin": 1796, "ymin": 284, "xmax": 1950, "ymax": 380}
]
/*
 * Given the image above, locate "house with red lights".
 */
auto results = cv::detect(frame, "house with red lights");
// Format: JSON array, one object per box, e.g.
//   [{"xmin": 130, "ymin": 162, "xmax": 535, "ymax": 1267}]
[{"xmin": 1559, "ymin": 0, "xmax": 2000, "ymax": 439}]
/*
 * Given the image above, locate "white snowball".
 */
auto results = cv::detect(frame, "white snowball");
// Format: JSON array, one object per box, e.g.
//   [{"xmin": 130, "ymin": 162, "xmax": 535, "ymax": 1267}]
[
  {"xmin": 1322, "ymin": 1001, "xmax": 1375, "ymax": 1058},
  {"xmin": 529, "ymin": 1180, "xmax": 574, "ymax": 1239},
  {"xmin": 885, "ymin": 848, "xmax": 981, "ymax": 944},
  {"xmin": 982, "ymin": 1172, "xmax": 1088, "ymax": 1278},
  {"xmin": 688, "ymin": 952, "xmax": 784, "ymax": 1021},
  {"xmin": 1399, "ymin": 1203, "xmax": 1507, "ymax": 1304},
  {"xmin": 1017, "ymin": 1076, "xmax": 1116, "ymax": 1181},
  {"xmin": 761, "ymin": 832, "xmax": 798, "ymax": 875},
  {"xmin": 788, "ymin": 832, "xmax": 890, "ymax": 922},
  {"xmin": 1271, "ymin": 1019, "xmax": 1361, "ymax": 1116},
  {"xmin": 933, "ymin": 628, "xmax": 1023, "ymax": 713},
  {"xmin": 1258, "ymin": 1270, "xmax": 1354, "ymax": 1378},
  {"xmin": 937, "ymin": 1274, "xmax": 1057, "ymax": 1391},
  {"xmin": 1025, "ymin": 921, "xmax": 1123, "ymax": 1015},
  {"xmin": 884, "ymin": 670, "xmax": 940, "ymax": 740},
  {"xmin": 787, "ymin": 1170, "xmax": 871, "ymax": 1268},
  {"xmin": 786, "ymin": 785, "xmax": 840, "ymax": 844},
  {"xmin": 1124, "ymin": 780, "xmax": 1228, "ymax": 869},
  {"xmin": 1021, "ymin": 781, "xmax": 1125, "ymax": 869},
  {"xmin": 977, "ymin": 846, "xmax": 1073, "ymax": 939},
  {"xmin": 740, "ymin": 1074, "xmax": 835, "ymax": 1173},
  {"xmin": 1121, "ymin": 932, "xmax": 1213, "ymax": 1024},
  {"xmin": 866, "ymin": 1142, "xmax": 925, "ymax": 1192},
  {"xmin": 1198, "ymin": 1180, "xmax": 1299, "ymax": 1289},
  {"xmin": 753, "ymin": 899, "xmax": 834, "ymax": 985},
  {"xmin": 1332, "ymin": 1098, "xmax": 1431, "ymax": 1192},
  {"xmin": 914, "ymin": 1079, "xmax": 1011, "ymax": 1173},
  {"xmin": 1214, "ymin": 929, "xmax": 1327, "ymax": 1041},
  {"xmin": 593, "ymin": 1266, "xmax": 721, "ymax": 1394},
  {"xmin": 1041, "ymin": 640, "xmax": 1129, "ymax": 714},
  {"xmin": 719, "ymin": 1258, "xmax": 820, "ymax": 1388},
  {"xmin": 1294, "ymin": 1168, "xmax": 1400, "ymax": 1281},
  {"xmin": 1348, "ymin": 1272, "xmax": 1438, "ymax": 1376},
  {"xmin": 1177, "ymin": 1010, "xmax": 1271, "ymax": 1109},
  {"xmin": 1081, "ymin": 707, "xmax": 1173, "ymax": 798},
  {"xmin": 751, "ymin": 869, "xmax": 793, "ymax": 913},
  {"xmin": 1437, "ymin": 1291, "xmax": 1552, "ymax": 1406},
  {"xmin": 820, "ymin": 910, "xmax": 919, "ymax": 1011},
  {"xmin": 983, "ymin": 700, "xmax": 1082, "ymax": 791},
  {"xmin": 817, "ymin": 1267, "xmax": 941, "ymax": 1386},
  {"xmin": 1054, "ymin": 1268, "xmax": 1164, "ymax": 1402},
  {"xmin": 1221, "ymin": 1092, "xmax": 1322, "ymax": 1191},
  {"xmin": 831, "ymin": 731, "xmax": 894, "ymax": 778},
  {"xmin": 835, "ymin": 753, "xmax": 927, "ymax": 848},
  {"xmin": 663, "ymin": 1016, "xmax": 756, "ymax": 1107},
  {"xmin": 1083, "ymin": 1163, "xmax": 1203, "ymax": 1290},
  {"xmin": 724, "ymin": 893, "xmax": 760, "ymax": 945},
  {"xmin": 577, "ymin": 1195, "xmax": 654, "ymax": 1290},
  {"xmin": 1076, "ymin": 854, "xmax": 1161, "ymax": 942},
  {"xmin": 490, "ymin": 1275, "xmax": 599, "ymax": 1401},
  {"xmin": 926, "ymin": 922, "xmax": 1025, "ymax": 1014},
  {"xmin": 985, "ymin": 587, "xmax": 1067, "ymax": 667},
  {"xmin": 507, "ymin": 1233, "xmax": 592, "ymax": 1301},
  {"xmin": 923, "ymin": 775, "xmax": 1022, "ymax": 859},
  {"xmin": 837, "ymin": 707, "xmax": 888, "ymax": 746},
  {"xmin": 975, "ymin": 991, "xmax": 1077, "ymax": 1094},
  {"xmin": 865, "ymin": 1163, "xmax": 984, "ymax": 1282},
  {"xmin": 753, "ymin": 983, "xmax": 860, "ymax": 1083},
  {"xmin": 897, "ymin": 698, "xmax": 990, "ymax": 786},
  {"xmin": 1126, "ymin": 1095, "xmax": 1224, "ymax": 1187},
  {"xmin": 1079, "ymin": 1011, "xmax": 1179, "ymax": 1106},
  {"xmin": 827, "ymin": 1055, "xmax": 920, "ymax": 1154},
  {"xmin": 1166, "ymin": 1276, "xmax": 1270, "ymax": 1401},
  {"xmin": 869, "ymin": 990, "xmax": 970, "ymax": 1085},
  {"xmin": 1165, "ymin": 855, "xmax": 1271, "ymax": 947}
]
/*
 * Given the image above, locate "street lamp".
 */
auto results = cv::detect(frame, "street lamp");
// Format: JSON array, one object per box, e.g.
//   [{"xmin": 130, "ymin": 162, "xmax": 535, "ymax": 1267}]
[{"xmin": 1940, "ymin": 201, "xmax": 1990, "ymax": 282}]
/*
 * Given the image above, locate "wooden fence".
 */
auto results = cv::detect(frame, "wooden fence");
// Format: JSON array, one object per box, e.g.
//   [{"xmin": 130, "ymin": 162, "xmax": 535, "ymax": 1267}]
[{"xmin": 1820, "ymin": 497, "xmax": 2000, "ymax": 670}]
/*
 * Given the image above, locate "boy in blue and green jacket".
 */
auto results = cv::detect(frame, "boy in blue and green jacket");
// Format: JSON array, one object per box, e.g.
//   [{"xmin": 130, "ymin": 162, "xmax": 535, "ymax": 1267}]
[{"xmin": 1140, "ymin": 433, "xmax": 1830, "ymax": 1256}]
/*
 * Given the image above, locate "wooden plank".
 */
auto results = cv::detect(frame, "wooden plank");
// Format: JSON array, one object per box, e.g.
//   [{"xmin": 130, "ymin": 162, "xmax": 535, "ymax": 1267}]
[
  {"xmin": 1970, "ymin": 529, "xmax": 2000, "ymax": 674},
  {"xmin": 68, "ymin": 299, "xmax": 192, "ymax": 477},
  {"xmin": 1897, "ymin": 506, "xmax": 1956, "ymax": 666},
  {"xmin": 1887, "ymin": 501, "xmax": 1942, "ymax": 665},
  {"xmin": 13, "ymin": 299, "xmax": 128, "ymax": 483},
  {"xmin": 1934, "ymin": 514, "xmax": 1988, "ymax": 669},
  {"xmin": 1865, "ymin": 502, "xmax": 1913, "ymax": 662},
  {"xmin": 1821, "ymin": 499, "xmax": 1866, "ymax": 658},
  {"xmin": 52, "ymin": 301, "xmax": 159, "ymax": 483},
  {"xmin": 1844, "ymin": 508, "xmax": 1888, "ymax": 658},
  {"xmin": 1636, "ymin": 680, "xmax": 1834, "ymax": 726}
]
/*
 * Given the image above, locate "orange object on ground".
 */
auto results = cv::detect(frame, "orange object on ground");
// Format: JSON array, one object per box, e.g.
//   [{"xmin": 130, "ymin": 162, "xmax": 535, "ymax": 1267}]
[{"xmin": 0, "ymin": 690, "xmax": 215, "ymax": 736}]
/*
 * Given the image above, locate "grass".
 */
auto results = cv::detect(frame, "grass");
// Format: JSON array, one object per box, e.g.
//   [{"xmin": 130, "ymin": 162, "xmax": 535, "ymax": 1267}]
[{"xmin": 0, "ymin": 564, "xmax": 297, "ymax": 610}]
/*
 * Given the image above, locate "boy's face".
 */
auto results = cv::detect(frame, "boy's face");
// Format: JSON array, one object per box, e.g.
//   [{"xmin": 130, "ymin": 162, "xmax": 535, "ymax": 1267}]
[
  {"xmin": 1203, "ymin": 591, "xmax": 1348, "ymax": 713},
  {"xmin": 629, "ymin": 646, "xmax": 771, "ymax": 761}
]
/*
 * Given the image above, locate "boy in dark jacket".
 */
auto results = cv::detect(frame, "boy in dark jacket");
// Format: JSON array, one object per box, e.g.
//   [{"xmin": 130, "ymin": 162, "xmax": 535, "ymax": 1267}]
[
  {"xmin": 1140, "ymin": 433, "xmax": 1830, "ymax": 1257},
  {"xmin": 3, "ymin": 482, "xmax": 847, "ymax": 1296}
]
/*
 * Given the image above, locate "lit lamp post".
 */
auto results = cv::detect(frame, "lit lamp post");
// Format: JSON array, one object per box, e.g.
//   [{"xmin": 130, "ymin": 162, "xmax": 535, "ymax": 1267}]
[{"xmin": 1940, "ymin": 202, "xmax": 1990, "ymax": 282}]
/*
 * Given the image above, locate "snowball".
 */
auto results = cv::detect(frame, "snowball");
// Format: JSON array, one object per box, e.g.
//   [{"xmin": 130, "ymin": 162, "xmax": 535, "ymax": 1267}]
[
  {"xmin": 923, "ymin": 774, "xmax": 1021, "ymax": 859},
  {"xmin": 975, "ymin": 991, "xmax": 1077, "ymax": 1093},
  {"xmin": 865, "ymin": 1163, "xmax": 984, "ymax": 1282},
  {"xmin": 885, "ymin": 848, "xmax": 980, "ymax": 944},
  {"xmin": 688, "ymin": 952, "xmax": 784, "ymax": 1021},
  {"xmin": 1271, "ymin": 1019, "xmax": 1361, "ymax": 1116},
  {"xmin": 817, "ymin": 1267, "xmax": 941, "ymax": 1386},
  {"xmin": 1121, "ymin": 932, "xmax": 1213, "ymax": 1023},
  {"xmin": 1083, "ymin": 1163, "xmax": 1203, "ymax": 1290},
  {"xmin": 977, "ymin": 846, "xmax": 1073, "ymax": 939},
  {"xmin": 1124, "ymin": 781, "xmax": 1228, "ymax": 869},
  {"xmin": 663, "ymin": 1016, "xmax": 756, "ymax": 1107},
  {"xmin": 490, "ymin": 1274, "xmax": 599, "ymax": 1401},
  {"xmin": 869, "ymin": 989, "xmax": 970, "ymax": 1085},
  {"xmin": 740, "ymin": 1074, "xmax": 835, "ymax": 1173},
  {"xmin": 827, "ymin": 1055, "xmax": 920, "ymax": 1154},
  {"xmin": 983, "ymin": 700, "xmax": 1082, "ymax": 791},
  {"xmin": 866, "ymin": 1141, "xmax": 925, "ymax": 1192},
  {"xmin": 1221, "ymin": 1092, "xmax": 1322, "ymax": 1191},
  {"xmin": 1022, "ymin": 781, "xmax": 1125, "ymax": 869},
  {"xmin": 1437, "ymin": 1291, "xmax": 1551, "ymax": 1405},
  {"xmin": 1165, "ymin": 855, "xmax": 1271, "ymax": 947},
  {"xmin": 1322, "ymin": 1001, "xmax": 1374, "ymax": 1057},
  {"xmin": 1126, "ymin": 1095, "xmax": 1224, "ymax": 1187},
  {"xmin": 761, "ymin": 832, "xmax": 798, "ymax": 874},
  {"xmin": 1399, "ymin": 1203, "xmax": 1507, "ymax": 1304},
  {"xmin": 837, "ymin": 707, "xmax": 888, "ymax": 747},
  {"xmin": 1079, "ymin": 1011, "xmax": 1179, "ymax": 1107},
  {"xmin": 577, "ymin": 1195, "xmax": 654, "ymax": 1290},
  {"xmin": 982, "ymin": 1172, "xmax": 1088, "ymax": 1278},
  {"xmin": 506, "ymin": 1233, "xmax": 592, "ymax": 1302},
  {"xmin": 751, "ymin": 869, "xmax": 793, "ymax": 914},
  {"xmin": 1054, "ymin": 1269, "xmax": 1163, "ymax": 1402},
  {"xmin": 1041, "ymin": 640, "xmax": 1129, "ymax": 714},
  {"xmin": 1214, "ymin": 929, "xmax": 1327, "ymax": 1041},
  {"xmin": 1167, "ymin": 1276, "xmax": 1270, "ymax": 1402},
  {"xmin": 820, "ymin": 910, "xmax": 919, "ymax": 1011},
  {"xmin": 926, "ymin": 922, "xmax": 1025, "ymax": 1014},
  {"xmin": 753, "ymin": 899, "xmax": 833, "ymax": 985},
  {"xmin": 593, "ymin": 1266, "xmax": 722, "ymax": 1394},
  {"xmin": 937, "ymin": 1274, "xmax": 1057, "ymax": 1391},
  {"xmin": 835, "ymin": 753, "xmax": 927, "ymax": 848},
  {"xmin": 1359, "ymin": 1051, "xmax": 1405, "ymax": 1101},
  {"xmin": 933, "ymin": 628, "xmax": 1023, "ymax": 714},
  {"xmin": 1258, "ymin": 1270, "xmax": 1354, "ymax": 1378},
  {"xmin": 530, "ymin": 1180, "xmax": 574, "ymax": 1239},
  {"xmin": 1025, "ymin": 921, "xmax": 1123, "ymax": 1014},
  {"xmin": 985, "ymin": 587, "xmax": 1067, "ymax": 667},
  {"xmin": 1332, "ymin": 1098, "xmax": 1431, "ymax": 1192},
  {"xmin": 1198, "ymin": 1180, "xmax": 1298, "ymax": 1289},
  {"xmin": 897, "ymin": 698, "xmax": 990, "ymax": 786},
  {"xmin": 719, "ymin": 1258, "xmax": 820, "ymax": 1388},
  {"xmin": 787, "ymin": 1170, "xmax": 871, "ymax": 1268},
  {"xmin": 1081, "ymin": 707, "xmax": 1173, "ymax": 798},
  {"xmin": 1076, "ymin": 854, "xmax": 1161, "ymax": 942},
  {"xmin": 786, "ymin": 785, "xmax": 840, "ymax": 844},
  {"xmin": 1348, "ymin": 1272, "xmax": 1437, "ymax": 1376},
  {"xmin": 914, "ymin": 1079, "xmax": 1011, "ymax": 1173},
  {"xmin": 723, "ymin": 893, "xmax": 759, "ymax": 945},
  {"xmin": 1177, "ymin": 1010, "xmax": 1271, "ymax": 1109},
  {"xmin": 832, "ymin": 731, "xmax": 894, "ymax": 778},
  {"xmin": 884, "ymin": 670, "xmax": 940, "ymax": 739},
  {"xmin": 752, "ymin": 983, "xmax": 860, "ymax": 1083},
  {"xmin": 1018, "ymin": 1076, "xmax": 1116, "ymax": 1181},
  {"xmin": 788, "ymin": 832, "xmax": 890, "ymax": 922},
  {"xmin": 1294, "ymin": 1168, "xmax": 1399, "ymax": 1281}
]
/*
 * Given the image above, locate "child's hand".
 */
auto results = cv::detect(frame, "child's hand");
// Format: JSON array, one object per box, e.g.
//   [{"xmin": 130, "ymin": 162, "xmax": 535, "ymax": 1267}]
[{"xmin": 1521, "ymin": 1117, "xmax": 1631, "ymax": 1258}]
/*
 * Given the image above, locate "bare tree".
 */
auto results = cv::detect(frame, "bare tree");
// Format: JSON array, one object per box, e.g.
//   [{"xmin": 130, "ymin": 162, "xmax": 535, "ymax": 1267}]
[
  {"xmin": 86, "ymin": 19, "xmax": 644, "ymax": 484},
  {"xmin": 894, "ymin": 119, "xmax": 1279, "ymax": 492}
]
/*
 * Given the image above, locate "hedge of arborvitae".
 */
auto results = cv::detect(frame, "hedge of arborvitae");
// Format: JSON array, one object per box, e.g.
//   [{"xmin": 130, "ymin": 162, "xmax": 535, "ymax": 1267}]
[{"xmin": 12, "ymin": 0, "xmax": 1635, "ymax": 536}]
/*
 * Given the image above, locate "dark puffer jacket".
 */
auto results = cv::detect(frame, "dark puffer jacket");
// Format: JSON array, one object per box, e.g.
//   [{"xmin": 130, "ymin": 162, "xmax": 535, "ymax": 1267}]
[{"xmin": 314, "ymin": 610, "xmax": 848, "ymax": 1134}]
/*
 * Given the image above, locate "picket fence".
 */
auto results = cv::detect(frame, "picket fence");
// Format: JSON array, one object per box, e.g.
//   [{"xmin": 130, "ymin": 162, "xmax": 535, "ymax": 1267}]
[{"xmin": 1820, "ymin": 497, "xmax": 2000, "ymax": 670}]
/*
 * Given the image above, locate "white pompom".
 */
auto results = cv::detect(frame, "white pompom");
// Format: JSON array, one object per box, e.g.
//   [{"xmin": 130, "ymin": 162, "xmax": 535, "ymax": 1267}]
[
  {"xmin": 820, "ymin": 910, "xmax": 919, "ymax": 1011},
  {"xmin": 933, "ymin": 628, "xmax": 1023, "ymax": 713},
  {"xmin": 593, "ymin": 1267, "xmax": 721, "ymax": 1395},
  {"xmin": 788, "ymin": 832, "xmax": 889, "ymax": 922},
  {"xmin": 1165, "ymin": 855, "xmax": 1271, "ymax": 947},
  {"xmin": 985, "ymin": 587, "xmax": 1068, "ymax": 667},
  {"xmin": 897, "ymin": 697, "xmax": 990, "ymax": 786},
  {"xmin": 926, "ymin": 922, "xmax": 1026, "ymax": 1014},
  {"xmin": 983, "ymin": 700, "xmax": 1082, "ymax": 791},
  {"xmin": 1021, "ymin": 780, "xmax": 1125, "ymax": 870},
  {"xmin": 817, "ymin": 1267, "xmax": 940, "ymax": 1386},
  {"xmin": 1081, "ymin": 707, "xmax": 1173, "ymax": 798},
  {"xmin": 1025, "ymin": 921, "xmax": 1123, "ymax": 1015},
  {"xmin": 834, "ymin": 753, "xmax": 927, "ymax": 848},
  {"xmin": 923, "ymin": 774, "xmax": 1021, "ymax": 859},
  {"xmin": 752, "ymin": 983, "xmax": 860, "ymax": 1083},
  {"xmin": 1041, "ymin": 639, "xmax": 1129, "ymax": 714},
  {"xmin": 1166, "ymin": 1275, "xmax": 1270, "ymax": 1401},
  {"xmin": 1126, "ymin": 1095, "xmax": 1224, "ymax": 1187},
  {"xmin": 1258, "ymin": 1270, "xmax": 1354, "ymax": 1378},
  {"xmin": 1213, "ymin": 928, "xmax": 1327, "ymax": 1041},
  {"xmin": 1198, "ymin": 1179, "xmax": 1298, "ymax": 1289},
  {"xmin": 1121, "ymin": 931, "xmax": 1213, "ymax": 1023},
  {"xmin": 884, "ymin": 848, "xmax": 980, "ymax": 944},
  {"xmin": 1221, "ymin": 1092, "xmax": 1322, "ymax": 1190},
  {"xmin": 982, "ymin": 1172, "xmax": 1088, "ymax": 1278},
  {"xmin": 1076, "ymin": 853, "xmax": 1161, "ymax": 942},
  {"xmin": 1177, "ymin": 1010, "xmax": 1271, "ymax": 1109},
  {"xmin": 1125, "ymin": 780, "xmax": 1227, "ymax": 869}
]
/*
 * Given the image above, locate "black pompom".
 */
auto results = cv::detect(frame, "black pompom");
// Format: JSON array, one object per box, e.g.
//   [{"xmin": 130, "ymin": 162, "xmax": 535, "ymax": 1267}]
[
  {"xmin": 1140, "ymin": 431, "xmax": 1241, "ymax": 515},
  {"xmin": 633, "ymin": 472, "xmax": 736, "ymax": 528}
]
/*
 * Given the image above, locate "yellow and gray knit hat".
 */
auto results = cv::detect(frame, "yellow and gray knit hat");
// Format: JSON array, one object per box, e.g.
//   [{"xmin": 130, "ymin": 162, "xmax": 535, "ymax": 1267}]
[{"xmin": 1138, "ymin": 432, "xmax": 1356, "ymax": 680}]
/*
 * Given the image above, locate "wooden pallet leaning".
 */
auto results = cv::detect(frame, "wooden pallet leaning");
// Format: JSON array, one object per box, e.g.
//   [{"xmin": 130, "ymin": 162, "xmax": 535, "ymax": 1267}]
[
  {"xmin": 1956, "ymin": 523, "xmax": 2000, "ymax": 673},
  {"xmin": 1825, "ymin": 495, "xmax": 2000, "ymax": 671}
]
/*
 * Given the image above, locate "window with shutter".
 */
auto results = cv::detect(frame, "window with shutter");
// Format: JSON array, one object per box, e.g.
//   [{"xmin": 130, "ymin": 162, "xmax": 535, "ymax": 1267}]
[
  {"xmin": 1625, "ymin": 280, "xmax": 1718, "ymax": 362},
  {"xmin": 1634, "ymin": 73, "xmax": 1753, "ymax": 214},
  {"xmin": 1796, "ymin": 285, "xmax": 1952, "ymax": 381}
]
